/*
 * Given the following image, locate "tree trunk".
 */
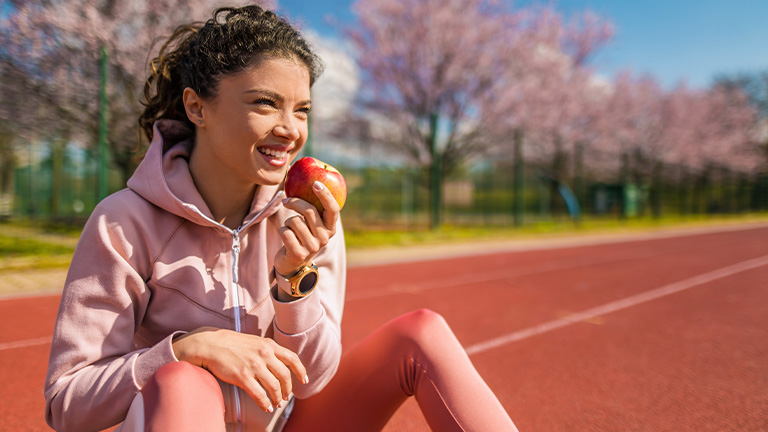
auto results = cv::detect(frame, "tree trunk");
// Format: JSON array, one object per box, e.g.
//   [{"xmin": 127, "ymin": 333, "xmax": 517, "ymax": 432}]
[
  {"xmin": 619, "ymin": 152, "xmax": 630, "ymax": 219},
  {"xmin": 0, "ymin": 132, "xmax": 15, "ymax": 218},
  {"xmin": 573, "ymin": 141, "xmax": 586, "ymax": 215},
  {"xmin": 549, "ymin": 137, "xmax": 567, "ymax": 218},
  {"xmin": 513, "ymin": 129, "xmax": 524, "ymax": 227},
  {"xmin": 736, "ymin": 173, "xmax": 748, "ymax": 212},
  {"xmin": 649, "ymin": 160, "xmax": 663, "ymax": 219},
  {"xmin": 693, "ymin": 169, "xmax": 712, "ymax": 214},
  {"xmin": 428, "ymin": 112, "xmax": 442, "ymax": 230},
  {"xmin": 0, "ymin": 135, "xmax": 15, "ymax": 196},
  {"xmin": 678, "ymin": 164, "xmax": 688, "ymax": 215},
  {"xmin": 50, "ymin": 138, "xmax": 65, "ymax": 218}
]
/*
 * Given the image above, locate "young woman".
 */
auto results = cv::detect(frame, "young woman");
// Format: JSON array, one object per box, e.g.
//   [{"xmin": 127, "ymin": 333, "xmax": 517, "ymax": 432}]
[{"xmin": 44, "ymin": 5, "xmax": 518, "ymax": 432}]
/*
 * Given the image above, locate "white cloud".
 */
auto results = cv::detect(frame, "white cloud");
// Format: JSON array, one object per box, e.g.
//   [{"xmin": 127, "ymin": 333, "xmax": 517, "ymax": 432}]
[{"xmin": 305, "ymin": 30, "xmax": 360, "ymax": 122}]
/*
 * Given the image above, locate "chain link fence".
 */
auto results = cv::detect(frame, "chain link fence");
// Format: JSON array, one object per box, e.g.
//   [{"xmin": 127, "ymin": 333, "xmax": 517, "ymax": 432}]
[{"xmin": 3, "ymin": 141, "xmax": 767, "ymax": 232}]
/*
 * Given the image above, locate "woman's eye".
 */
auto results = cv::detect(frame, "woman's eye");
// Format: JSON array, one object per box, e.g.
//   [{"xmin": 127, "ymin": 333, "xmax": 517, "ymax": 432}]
[
  {"xmin": 253, "ymin": 98, "xmax": 276, "ymax": 107},
  {"xmin": 297, "ymin": 107, "xmax": 311, "ymax": 115}
]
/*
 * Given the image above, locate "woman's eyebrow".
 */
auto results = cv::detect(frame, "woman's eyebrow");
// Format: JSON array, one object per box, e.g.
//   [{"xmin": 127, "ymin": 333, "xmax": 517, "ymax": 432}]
[
  {"xmin": 243, "ymin": 89, "xmax": 282, "ymax": 100},
  {"xmin": 242, "ymin": 89, "xmax": 311, "ymax": 106}
]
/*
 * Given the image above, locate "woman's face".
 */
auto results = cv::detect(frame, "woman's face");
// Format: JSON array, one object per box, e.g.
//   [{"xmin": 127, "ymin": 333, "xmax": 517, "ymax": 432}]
[{"xmin": 194, "ymin": 57, "xmax": 311, "ymax": 187}]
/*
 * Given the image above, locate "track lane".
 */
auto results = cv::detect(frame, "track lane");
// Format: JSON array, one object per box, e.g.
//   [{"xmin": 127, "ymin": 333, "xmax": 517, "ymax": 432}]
[
  {"xmin": 470, "ymin": 265, "xmax": 768, "ymax": 432},
  {"xmin": 2, "ymin": 225, "xmax": 766, "ymax": 431},
  {"xmin": 343, "ymin": 226, "xmax": 768, "ymax": 348},
  {"xmin": 465, "ymin": 253, "xmax": 768, "ymax": 355}
]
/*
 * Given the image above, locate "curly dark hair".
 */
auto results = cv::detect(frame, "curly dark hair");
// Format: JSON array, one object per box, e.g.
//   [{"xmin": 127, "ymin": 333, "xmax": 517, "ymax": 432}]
[{"xmin": 139, "ymin": 5, "xmax": 324, "ymax": 142}]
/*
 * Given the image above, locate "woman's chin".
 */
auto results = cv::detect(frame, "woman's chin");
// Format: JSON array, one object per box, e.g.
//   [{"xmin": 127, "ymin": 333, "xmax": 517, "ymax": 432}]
[{"xmin": 254, "ymin": 171, "xmax": 287, "ymax": 187}]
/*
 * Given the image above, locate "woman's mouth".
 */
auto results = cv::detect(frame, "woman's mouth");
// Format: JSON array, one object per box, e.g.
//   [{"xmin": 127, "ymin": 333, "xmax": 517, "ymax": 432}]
[{"xmin": 257, "ymin": 147, "xmax": 290, "ymax": 166}]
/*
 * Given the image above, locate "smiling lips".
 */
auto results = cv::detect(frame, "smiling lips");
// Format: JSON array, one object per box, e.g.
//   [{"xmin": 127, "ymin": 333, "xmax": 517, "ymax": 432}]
[{"xmin": 257, "ymin": 146, "xmax": 290, "ymax": 166}]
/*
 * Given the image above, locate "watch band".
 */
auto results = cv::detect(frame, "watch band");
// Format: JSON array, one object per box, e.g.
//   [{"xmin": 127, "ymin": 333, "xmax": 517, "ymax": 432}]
[{"xmin": 273, "ymin": 264, "xmax": 319, "ymax": 297}]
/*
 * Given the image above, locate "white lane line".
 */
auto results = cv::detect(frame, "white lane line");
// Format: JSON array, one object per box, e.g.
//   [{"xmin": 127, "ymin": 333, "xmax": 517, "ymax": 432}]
[
  {"xmin": 465, "ymin": 254, "xmax": 768, "ymax": 356},
  {"xmin": 348, "ymin": 246, "xmax": 697, "ymax": 301},
  {"xmin": 0, "ymin": 336, "xmax": 51, "ymax": 352},
  {"xmin": 4, "ymin": 255, "xmax": 767, "ymax": 354},
  {"xmin": 347, "ymin": 237, "xmax": 745, "ymax": 302}
]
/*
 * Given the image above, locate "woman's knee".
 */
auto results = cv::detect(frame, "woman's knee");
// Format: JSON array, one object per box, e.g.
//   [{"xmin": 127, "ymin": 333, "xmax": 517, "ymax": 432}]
[
  {"xmin": 144, "ymin": 361, "xmax": 222, "ymax": 404},
  {"xmin": 141, "ymin": 362, "xmax": 226, "ymax": 430},
  {"xmin": 391, "ymin": 308, "xmax": 452, "ymax": 344}
]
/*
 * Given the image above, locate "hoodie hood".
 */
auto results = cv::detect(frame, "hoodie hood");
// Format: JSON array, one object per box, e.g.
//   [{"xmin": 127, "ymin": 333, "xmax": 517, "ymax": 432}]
[{"xmin": 127, "ymin": 119, "xmax": 284, "ymax": 229}]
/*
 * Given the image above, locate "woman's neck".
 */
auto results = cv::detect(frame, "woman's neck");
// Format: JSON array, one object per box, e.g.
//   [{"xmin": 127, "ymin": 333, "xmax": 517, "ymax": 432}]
[{"xmin": 188, "ymin": 145, "xmax": 257, "ymax": 230}]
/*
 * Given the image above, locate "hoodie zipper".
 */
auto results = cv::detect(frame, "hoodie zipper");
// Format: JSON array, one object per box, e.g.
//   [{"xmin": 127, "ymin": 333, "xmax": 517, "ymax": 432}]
[
  {"xmin": 231, "ymin": 231, "xmax": 242, "ymax": 333},
  {"xmin": 231, "ymin": 230, "xmax": 243, "ymax": 423},
  {"xmin": 181, "ymin": 191, "xmax": 284, "ymax": 426}
]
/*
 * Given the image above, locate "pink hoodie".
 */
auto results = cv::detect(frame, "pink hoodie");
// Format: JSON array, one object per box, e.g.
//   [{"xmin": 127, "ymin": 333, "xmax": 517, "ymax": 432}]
[{"xmin": 44, "ymin": 120, "xmax": 346, "ymax": 432}]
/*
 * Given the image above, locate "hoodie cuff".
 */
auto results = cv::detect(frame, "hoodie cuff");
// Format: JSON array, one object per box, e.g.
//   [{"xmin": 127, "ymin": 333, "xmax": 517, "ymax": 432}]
[
  {"xmin": 132, "ymin": 331, "xmax": 185, "ymax": 389},
  {"xmin": 270, "ymin": 284, "xmax": 324, "ymax": 335}
]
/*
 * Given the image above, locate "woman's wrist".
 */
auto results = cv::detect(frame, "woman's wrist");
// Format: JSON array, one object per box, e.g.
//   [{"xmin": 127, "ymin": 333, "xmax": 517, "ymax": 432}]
[
  {"xmin": 276, "ymin": 288, "xmax": 299, "ymax": 302},
  {"xmin": 271, "ymin": 264, "xmax": 318, "ymax": 300},
  {"xmin": 274, "ymin": 263, "xmax": 301, "ymax": 279},
  {"xmin": 171, "ymin": 327, "xmax": 214, "ymax": 363},
  {"xmin": 171, "ymin": 333, "xmax": 188, "ymax": 362}
]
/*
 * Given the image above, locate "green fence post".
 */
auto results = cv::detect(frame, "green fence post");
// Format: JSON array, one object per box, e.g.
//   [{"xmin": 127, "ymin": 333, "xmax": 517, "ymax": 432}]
[
  {"xmin": 513, "ymin": 129, "xmax": 524, "ymax": 227},
  {"xmin": 98, "ymin": 45, "xmax": 109, "ymax": 201}
]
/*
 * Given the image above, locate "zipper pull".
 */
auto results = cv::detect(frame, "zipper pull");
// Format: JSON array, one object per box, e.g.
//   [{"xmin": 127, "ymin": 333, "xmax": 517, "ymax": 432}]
[{"xmin": 232, "ymin": 232, "xmax": 241, "ymax": 285}]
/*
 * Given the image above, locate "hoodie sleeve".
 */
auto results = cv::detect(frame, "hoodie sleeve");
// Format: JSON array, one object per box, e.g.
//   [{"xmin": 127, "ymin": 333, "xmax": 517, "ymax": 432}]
[
  {"xmin": 269, "ymin": 217, "xmax": 346, "ymax": 398},
  {"xmin": 44, "ymin": 193, "xmax": 179, "ymax": 432}
]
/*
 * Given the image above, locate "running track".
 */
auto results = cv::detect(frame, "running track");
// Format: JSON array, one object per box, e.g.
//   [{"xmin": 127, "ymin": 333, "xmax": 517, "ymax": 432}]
[{"xmin": 2, "ymin": 224, "xmax": 767, "ymax": 431}]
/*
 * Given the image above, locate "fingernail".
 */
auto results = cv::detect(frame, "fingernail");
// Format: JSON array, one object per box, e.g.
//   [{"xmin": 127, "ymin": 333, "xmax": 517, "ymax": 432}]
[
  {"xmin": 266, "ymin": 405, "xmax": 274, "ymax": 413},
  {"xmin": 303, "ymin": 375, "xmax": 310, "ymax": 385},
  {"xmin": 282, "ymin": 198, "xmax": 290, "ymax": 204},
  {"xmin": 278, "ymin": 400, "xmax": 286, "ymax": 409},
  {"xmin": 313, "ymin": 181, "xmax": 324, "ymax": 191}
]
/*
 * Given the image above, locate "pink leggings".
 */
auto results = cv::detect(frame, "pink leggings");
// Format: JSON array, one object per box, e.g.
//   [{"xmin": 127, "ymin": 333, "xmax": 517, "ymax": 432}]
[{"xmin": 141, "ymin": 309, "xmax": 518, "ymax": 431}]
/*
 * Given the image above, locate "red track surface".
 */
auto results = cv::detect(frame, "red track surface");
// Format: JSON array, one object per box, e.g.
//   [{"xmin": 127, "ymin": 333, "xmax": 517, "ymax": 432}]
[{"xmin": 2, "ymin": 225, "xmax": 767, "ymax": 431}]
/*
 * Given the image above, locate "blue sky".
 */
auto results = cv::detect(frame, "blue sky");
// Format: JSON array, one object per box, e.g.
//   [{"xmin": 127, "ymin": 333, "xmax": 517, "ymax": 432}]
[{"xmin": 276, "ymin": 0, "xmax": 768, "ymax": 90}]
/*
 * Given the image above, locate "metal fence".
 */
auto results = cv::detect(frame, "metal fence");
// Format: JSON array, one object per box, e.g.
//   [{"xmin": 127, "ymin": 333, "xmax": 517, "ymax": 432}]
[{"xmin": 3, "ymin": 141, "xmax": 767, "ymax": 231}]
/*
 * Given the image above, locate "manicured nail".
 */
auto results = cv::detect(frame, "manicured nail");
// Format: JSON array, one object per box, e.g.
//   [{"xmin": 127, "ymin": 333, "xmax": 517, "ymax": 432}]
[
  {"xmin": 303, "ymin": 375, "xmax": 310, "ymax": 385},
  {"xmin": 313, "ymin": 181, "xmax": 324, "ymax": 191},
  {"xmin": 278, "ymin": 400, "xmax": 286, "ymax": 409},
  {"xmin": 282, "ymin": 198, "xmax": 290, "ymax": 204},
  {"xmin": 266, "ymin": 405, "xmax": 274, "ymax": 413}
]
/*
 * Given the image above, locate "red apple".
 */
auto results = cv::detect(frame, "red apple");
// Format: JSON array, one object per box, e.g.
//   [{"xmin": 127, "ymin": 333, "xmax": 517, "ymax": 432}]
[{"xmin": 285, "ymin": 157, "xmax": 347, "ymax": 212}]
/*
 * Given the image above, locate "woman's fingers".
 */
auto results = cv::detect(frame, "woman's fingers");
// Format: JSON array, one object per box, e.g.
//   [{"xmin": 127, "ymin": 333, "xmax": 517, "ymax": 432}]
[
  {"xmin": 203, "ymin": 351, "xmax": 277, "ymax": 413},
  {"xmin": 281, "ymin": 200, "xmax": 330, "ymax": 242},
  {"xmin": 174, "ymin": 328, "xmax": 306, "ymax": 413},
  {"xmin": 283, "ymin": 182, "xmax": 339, "ymax": 232},
  {"xmin": 266, "ymin": 358, "xmax": 293, "ymax": 402},
  {"xmin": 284, "ymin": 216, "xmax": 321, "ymax": 253},
  {"xmin": 240, "ymin": 373, "xmax": 277, "ymax": 412},
  {"xmin": 277, "ymin": 225, "xmax": 311, "ymax": 271},
  {"xmin": 310, "ymin": 181, "xmax": 340, "ymax": 229},
  {"xmin": 282, "ymin": 198, "xmax": 323, "ymax": 235},
  {"xmin": 275, "ymin": 215, "xmax": 324, "ymax": 274},
  {"xmin": 252, "ymin": 361, "xmax": 285, "ymax": 409},
  {"xmin": 273, "ymin": 344, "xmax": 309, "ymax": 386},
  {"xmin": 276, "ymin": 184, "xmax": 339, "ymax": 277}
]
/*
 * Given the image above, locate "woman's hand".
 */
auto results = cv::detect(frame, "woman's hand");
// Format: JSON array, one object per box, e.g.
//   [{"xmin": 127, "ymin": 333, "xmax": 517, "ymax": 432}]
[
  {"xmin": 172, "ymin": 327, "xmax": 308, "ymax": 413},
  {"xmin": 274, "ymin": 181, "xmax": 339, "ymax": 278}
]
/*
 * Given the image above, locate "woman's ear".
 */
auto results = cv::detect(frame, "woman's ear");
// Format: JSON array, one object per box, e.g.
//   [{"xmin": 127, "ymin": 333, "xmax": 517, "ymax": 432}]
[{"xmin": 183, "ymin": 87, "xmax": 205, "ymax": 126}]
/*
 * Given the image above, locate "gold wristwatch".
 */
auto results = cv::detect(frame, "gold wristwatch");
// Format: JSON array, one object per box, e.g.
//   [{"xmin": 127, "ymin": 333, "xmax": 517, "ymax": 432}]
[{"xmin": 274, "ymin": 264, "xmax": 319, "ymax": 297}]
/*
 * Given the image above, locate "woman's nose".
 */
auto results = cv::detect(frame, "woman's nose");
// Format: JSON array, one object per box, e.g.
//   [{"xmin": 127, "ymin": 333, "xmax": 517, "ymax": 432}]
[{"xmin": 273, "ymin": 116, "xmax": 301, "ymax": 141}]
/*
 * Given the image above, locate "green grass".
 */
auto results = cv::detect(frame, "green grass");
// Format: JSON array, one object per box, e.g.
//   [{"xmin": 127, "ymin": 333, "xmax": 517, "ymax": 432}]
[
  {"xmin": 1, "ymin": 213, "xmax": 767, "ymax": 271},
  {"xmin": 343, "ymin": 213, "xmax": 768, "ymax": 249},
  {"xmin": 0, "ymin": 221, "xmax": 79, "ymax": 272},
  {"xmin": 0, "ymin": 234, "xmax": 75, "ymax": 256}
]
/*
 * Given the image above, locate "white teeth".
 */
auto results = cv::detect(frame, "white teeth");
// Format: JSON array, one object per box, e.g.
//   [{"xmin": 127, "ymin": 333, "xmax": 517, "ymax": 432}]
[{"xmin": 259, "ymin": 148, "xmax": 288, "ymax": 159}]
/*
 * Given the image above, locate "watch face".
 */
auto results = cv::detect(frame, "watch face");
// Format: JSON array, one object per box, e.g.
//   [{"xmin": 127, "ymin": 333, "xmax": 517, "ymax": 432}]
[{"xmin": 298, "ymin": 271, "xmax": 318, "ymax": 294}]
